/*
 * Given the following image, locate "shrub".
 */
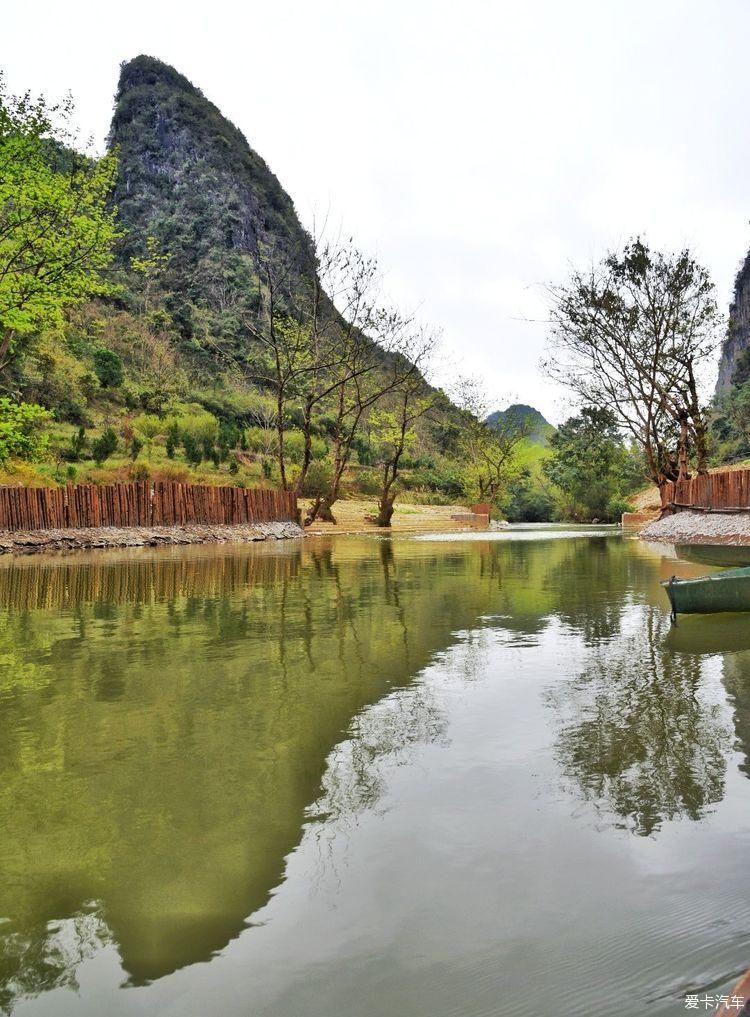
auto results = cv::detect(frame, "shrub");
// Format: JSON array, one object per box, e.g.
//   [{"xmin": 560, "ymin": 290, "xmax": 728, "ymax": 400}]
[
  {"xmin": 283, "ymin": 430, "xmax": 305, "ymax": 463},
  {"xmin": 70, "ymin": 426, "xmax": 87, "ymax": 461},
  {"xmin": 130, "ymin": 435, "xmax": 144, "ymax": 460},
  {"xmin": 300, "ymin": 459, "xmax": 332, "ymax": 498},
  {"xmin": 354, "ymin": 467, "xmax": 381, "ymax": 496},
  {"xmin": 165, "ymin": 422, "xmax": 180, "ymax": 459},
  {"xmin": 130, "ymin": 461, "xmax": 150, "ymax": 482},
  {"xmin": 183, "ymin": 433, "xmax": 202, "ymax": 466},
  {"xmin": 179, "ymin": 412, "xmax": 218, "ymax": 443},
  {"xmin": 605, "ymin": 496, "xmax": 634, "ymax": 523},
  {"xmin": 134, "ymin": 414, "xmax": 163, "ymax": 442},
  {"xmin": 0, "ymin": 399, "xmax": 51, "ymax": 464},
  {"xmin": 153, "ymin": 463, "xmax": 191, "ymax": 484},
  {"xmin": 92, "ymin": 348, "xmax": 124, "ymax": 388},
  {"xmin": 91, "ymin": 427, "xmax": 118, "ymax": 466},
  {"xmin": 245, "ymin": 426, "xmax": 277, "ymax": 455},
  {"xmin": 217, "ymin": 419, "xmax": 239, "ymax": 460}
]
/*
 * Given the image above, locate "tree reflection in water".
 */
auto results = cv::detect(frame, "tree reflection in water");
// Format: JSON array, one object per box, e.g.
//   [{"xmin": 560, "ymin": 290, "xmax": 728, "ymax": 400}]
[
  {"xmin": 0, "ymin": 909, "xmax": 111, "ymax": 1015},
  {"xmin": 551, "ymin": 605, "xmax": 730, "ymax": 836}
]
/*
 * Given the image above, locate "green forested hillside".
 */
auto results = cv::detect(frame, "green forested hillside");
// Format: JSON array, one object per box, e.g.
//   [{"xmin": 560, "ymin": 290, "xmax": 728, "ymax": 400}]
[
  {"xmin": 0, "ymin": 56, "xmax": 631, "ymax": 522},
  {"xmin": 2, "ymin": 57, "xmax": 462, "ymax": 509},
  {"xmin": 486, "ymin": 404, "xmax": 554, "ymax": 446}
]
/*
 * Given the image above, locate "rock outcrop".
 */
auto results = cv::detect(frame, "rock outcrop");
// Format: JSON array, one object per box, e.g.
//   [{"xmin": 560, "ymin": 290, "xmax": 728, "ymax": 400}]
[{"xmin": 716, "ymin": 251, "xmax": 750, "ymax": 394}]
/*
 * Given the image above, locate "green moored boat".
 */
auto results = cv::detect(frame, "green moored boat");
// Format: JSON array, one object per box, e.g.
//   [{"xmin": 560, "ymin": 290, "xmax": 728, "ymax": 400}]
[{"xmin": 662, "ymin": 566, "xmax": 750, "ymax": 617}]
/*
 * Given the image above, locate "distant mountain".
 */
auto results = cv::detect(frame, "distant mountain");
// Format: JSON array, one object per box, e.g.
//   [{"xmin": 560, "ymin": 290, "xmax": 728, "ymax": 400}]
[{"xmin": 485, "ymin": 404, "xmax": 555, "ymax": 445}]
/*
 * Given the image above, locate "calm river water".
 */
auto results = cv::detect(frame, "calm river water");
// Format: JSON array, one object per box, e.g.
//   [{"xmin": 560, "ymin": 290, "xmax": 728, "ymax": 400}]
[{"xmin": 2, "ymin": 527, "xmax": 750, "ymax": 1016}]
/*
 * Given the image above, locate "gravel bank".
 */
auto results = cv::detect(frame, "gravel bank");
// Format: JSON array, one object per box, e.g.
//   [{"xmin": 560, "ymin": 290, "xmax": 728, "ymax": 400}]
[
  {"xmin": 0, "ymin": 520, "xmax": 304, "ymax": 556},
  {"xmin": 640, "ymin": 511, "xmax": 750, "ymax": 545}
]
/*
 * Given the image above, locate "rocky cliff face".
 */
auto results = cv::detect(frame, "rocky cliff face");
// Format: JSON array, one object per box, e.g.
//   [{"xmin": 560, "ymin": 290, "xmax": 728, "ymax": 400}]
[
  {"xmin": 109, "ymin": 55, "xmax": 314, "ymax": 335},
  {"xmin": 716, "ymin": 252, "xmax": 750, "ymax": 394}
]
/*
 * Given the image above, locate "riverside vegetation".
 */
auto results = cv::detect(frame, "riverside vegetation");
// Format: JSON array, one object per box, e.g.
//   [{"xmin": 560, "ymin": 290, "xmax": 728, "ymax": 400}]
[{"xmin": 0, "ymin": 56, "xmax": 654, "ymax": 528}]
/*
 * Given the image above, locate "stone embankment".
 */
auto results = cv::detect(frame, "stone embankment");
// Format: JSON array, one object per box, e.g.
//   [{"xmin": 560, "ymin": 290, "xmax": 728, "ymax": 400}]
[
  {"xmin": 640, "ymin": 511, "xmax": 750, "ymax": 545},
  {"xmin": 0, "ymin": 520, "xmax": 304, "ymax": 555}
]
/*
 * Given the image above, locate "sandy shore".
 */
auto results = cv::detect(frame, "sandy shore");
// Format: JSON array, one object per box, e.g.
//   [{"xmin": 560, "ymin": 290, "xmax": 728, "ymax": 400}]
[
  {"xmin": 0, "ymin": 520, "xmax": 304, "ymax": 555},
  {"xmin": 301, "ymin": 499, "xmax": 479, "ymax": 535},
  {"xmin": 640, "ymin": 511, "xmax": 750, "ymax": 545}
]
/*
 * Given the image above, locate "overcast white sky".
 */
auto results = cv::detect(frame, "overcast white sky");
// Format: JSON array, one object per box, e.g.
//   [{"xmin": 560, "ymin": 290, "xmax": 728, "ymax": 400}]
[{"xmin": 4, "ymin": 0, "xmax": 749, "ymax": 421}]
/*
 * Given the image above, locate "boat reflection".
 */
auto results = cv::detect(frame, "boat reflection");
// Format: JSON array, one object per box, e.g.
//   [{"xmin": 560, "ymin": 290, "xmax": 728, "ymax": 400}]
[
  {"xmin": 665, "ymin": 614, "xmax": 750, "ymax": 656},
  {"xmin": 676, "ymin": 544, "xmax": 750, "ymax": 568}
]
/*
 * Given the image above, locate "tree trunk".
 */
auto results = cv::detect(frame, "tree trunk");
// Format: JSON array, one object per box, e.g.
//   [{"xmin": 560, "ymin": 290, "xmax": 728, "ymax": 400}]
[
  {"xmin": 304, "ymin": 494, "xmax": 338, "ymax": 525},
  {"xmin": 304, "ymin": 496, "xmax": 322, "ymax": 526},
  {"xmin": 677, "ymin": 411, "xmax": 690, "ymax": 483},
  {"xmin": 315, "ymin": 496, "xmax": 337, "ymax": 523},
  {"xmin": 694, "ymin": 415, "xmax": 709, "ymax": 475},
  {"xmin": 276, "ymin": 390, "xmax": 287, "ymax": 490},
  {"xmin": 375, "ymin": 495, "xmax": 395, "ymax": 527},
  {"xmin": 0, "ymin": 328, "xmax": 15, "ymax": 373},
  {"xmin": 295, "ymin": 399, "xmax": 314, "ymax": 496}
]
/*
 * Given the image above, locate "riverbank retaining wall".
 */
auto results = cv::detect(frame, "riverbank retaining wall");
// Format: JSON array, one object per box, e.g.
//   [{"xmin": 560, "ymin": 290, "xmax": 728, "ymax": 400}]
[
  {"xmin": 661, "ymin": 470, "xmax": 750, "ymax": 514},
  {"xmin": 0, "ymin": 482, "xmax": 298, "ymax": 532}
]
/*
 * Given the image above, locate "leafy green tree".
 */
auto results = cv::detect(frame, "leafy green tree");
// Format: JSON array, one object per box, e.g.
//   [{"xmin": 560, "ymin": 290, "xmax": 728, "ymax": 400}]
[
  {"xmin": 70, "ymin": 426, "xmax": 87, "ymax": 461},
  {"xmin": 501, "ymin": 469, "xmax": 555, "ymax": 522},
  {"xmin": 165, "ymin": 422, "xmax": 180, "ymax": 459},
  {"xmin": 133, "ymin": 414, "xmax": 163, "ymax": 443},
  {"xmin": 0, "ymin": 399, "xmax": 50, "ymax": 464},
  {"xmin": 130, "ymin": 236, "xmax": 171, "ymax": 314},
  {"xmin": 543, "ymin": 239, "xmax": 720, "ymax": 486},
  {"xmin": 92, "ymin": 348, "xmax": 124, "ymax": 388},
  {"xmin": 453, "ymin": 381, "xmax": 529, "ymax": 506},
  {"xmin": 182, "ymin": 433, "xmax": 202, "ymax": 467},
  {"xmin": 201, "ymin": 435, "xmax": 215, "ymax": 462},
  {"xmin": 91, "ymin": 427, "xmax": 118, "ymax": 467},
  {"xmin": 217, "ymin": 420, "xmax": 237, "ymax": 461},
  {"xmin": 0, "ymin": 79, "xmax": 119, "ymax": 372},
  {"xmin": 543, "ymin": 408, "xmax": 637, "ymax": 521},
  {"xmin": 370, "ymin": 341, "xmax": 441, "ymax": 526}
]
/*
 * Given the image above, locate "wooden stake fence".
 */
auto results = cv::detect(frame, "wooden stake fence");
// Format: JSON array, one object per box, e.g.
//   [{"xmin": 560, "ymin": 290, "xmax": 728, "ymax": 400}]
[
  {"xmin": 0, "ymin": 482, "xmax": 298, "ymax": 533},
  {"xmin": 661, "ymin": 470, "xmax": 750, "ymax": 514}
]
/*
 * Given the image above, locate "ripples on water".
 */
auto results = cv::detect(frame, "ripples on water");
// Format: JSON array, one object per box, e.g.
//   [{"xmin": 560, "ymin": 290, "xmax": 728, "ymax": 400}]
[{"xmin": 1, "ymin": 529, "xmax": 750, "ymax": 1017}]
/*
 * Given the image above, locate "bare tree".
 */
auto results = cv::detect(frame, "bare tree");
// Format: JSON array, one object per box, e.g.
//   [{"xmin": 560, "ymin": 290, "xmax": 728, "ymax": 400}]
[
  {"xmin": 292, "ymin": 239, "xmax": 383, "ymax": 497},
  {"xmin": 542, "ymin": 238, "xmax": 720, "ymax": 487},
  {"xmin": 231, "ymin": 234, "xmax": 388, "ymax": 495},
  {"xmin": 304, "ymin": 306, "xmax": 425, "ymax": 524},
  {"xmin": 216, "ymin": 230, "xmax": 444, "ymax": 520},
  {"xmin": 370, "ymin": 327, "xmax": 442, "ymax": 526}
]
